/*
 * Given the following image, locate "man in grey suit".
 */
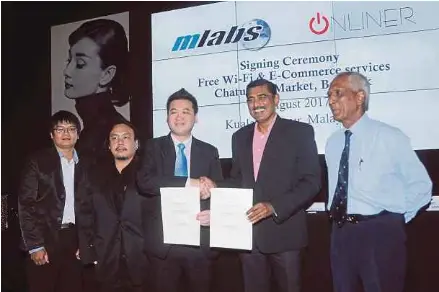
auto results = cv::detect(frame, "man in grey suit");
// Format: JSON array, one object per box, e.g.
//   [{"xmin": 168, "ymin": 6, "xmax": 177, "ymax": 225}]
[
  {"xmin": 222, "ymin": 79, "xmax": 321, "ymax": 292},
  {"xmin": 137, "ymin": 88, "xmax": 222, "ymax": 292}
]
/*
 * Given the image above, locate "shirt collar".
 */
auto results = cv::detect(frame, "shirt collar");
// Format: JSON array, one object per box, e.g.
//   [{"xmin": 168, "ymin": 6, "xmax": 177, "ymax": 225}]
[
  {"xmin": 170, "ymin": 133, "xmax": 193, "ymax": 149},
  {"xmin": 57, "ymin": 149, "xmax": 79, "ymax": 164},
  {"xmin": 254, "ymin": 113, "xmax": 278, "ymax": 134},
  {"xmin": 342, "ymin": 113, "xmax": 369, "ymax": 137}
]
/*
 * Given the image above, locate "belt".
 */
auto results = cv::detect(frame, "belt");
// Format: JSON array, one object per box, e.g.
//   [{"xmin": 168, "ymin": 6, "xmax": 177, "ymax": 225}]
[
  {"xmin": 60, "ymin": 223, "xmax": 75, "ymax": 230},
  {"xmin": 331, "ymin": 210, "xmax": 390, "ymax": 227},
  {"xmin": 345, "ymin": 211, "xmax": 390, "ymax": 223}
]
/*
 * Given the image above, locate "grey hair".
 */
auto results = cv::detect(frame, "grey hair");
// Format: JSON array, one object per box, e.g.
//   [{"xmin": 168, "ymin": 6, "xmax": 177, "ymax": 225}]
[{"xmin": 335, "ymin": 71, "xmax": 371, "ymax": 111}]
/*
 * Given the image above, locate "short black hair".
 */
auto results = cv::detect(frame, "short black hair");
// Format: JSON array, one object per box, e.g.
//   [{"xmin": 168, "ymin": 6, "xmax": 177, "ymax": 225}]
[
  {"xmin": 166, "ymin": 88, "xmax": 198, "ymax": 114},
  {"xmin": 246, "ymin": 78, "xmax": 278, "ymax": 96},
  {"xmin": 50, "ymin": 110, "xmax": 81, "ymax": 133},
  {"xmin": 109, "ymin": 117, "xmax": 138, "ymax": 140}
]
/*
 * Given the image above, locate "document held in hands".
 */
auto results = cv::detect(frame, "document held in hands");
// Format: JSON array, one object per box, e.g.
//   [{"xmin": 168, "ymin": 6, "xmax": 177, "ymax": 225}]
[
  {"xmin": 160, "ymin": 187, "xmax": 200, "ymax": 246},
  {"xmin": 210, "ymin": 188, "xmax": 253, "ymax": 250}
]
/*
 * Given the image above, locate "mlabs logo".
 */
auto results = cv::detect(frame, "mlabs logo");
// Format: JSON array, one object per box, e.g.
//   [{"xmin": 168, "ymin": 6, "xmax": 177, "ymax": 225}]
[{"xmin": 172, "ymin": 19, "xmax": 271, "ymax": 52}]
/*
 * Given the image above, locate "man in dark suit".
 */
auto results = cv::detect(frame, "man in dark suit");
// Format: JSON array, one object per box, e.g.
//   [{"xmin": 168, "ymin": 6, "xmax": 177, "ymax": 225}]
[
  {"xmin": 223, "ymin": 79, "xmax": 321, "ymax": 292},
  {"xmin": 137, "ymin": 88, "xmax": 223, "ymax": 292},
  {"xmin": 77, "ymin": 120, "xmax": 149, "ymax": 292},
  {"xmin": 18, "ymin": 110, "xmax": 85, "ymax": 292}
]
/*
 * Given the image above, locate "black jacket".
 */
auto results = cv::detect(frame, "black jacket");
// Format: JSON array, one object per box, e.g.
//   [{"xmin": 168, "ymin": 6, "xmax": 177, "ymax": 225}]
[
  {"xmin": 77, "ymin": 156, "xmax": 149, "ymax": 285},
  {"xmin": 222, "ymin": 117, "xmax": 321, "ymax": 253},
  {"xmin": 17, "ymin": 146, "xmax": 86, "ymax": 256},
  {"xmin": 136, "ymin": 134, "xmax": 223, "ymax": 259}
]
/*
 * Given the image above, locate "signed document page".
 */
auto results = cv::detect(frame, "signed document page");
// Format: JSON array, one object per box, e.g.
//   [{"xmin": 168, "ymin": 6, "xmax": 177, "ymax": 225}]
[
  {"xmin": 160, "ymin": 187, "xmax": 200, "ymax": 246},
  {"xmin": 210, "ymin": 188, "xmax": 253, "ymax": 250}
]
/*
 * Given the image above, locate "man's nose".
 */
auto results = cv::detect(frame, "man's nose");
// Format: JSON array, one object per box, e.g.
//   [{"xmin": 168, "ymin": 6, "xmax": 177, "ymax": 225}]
[{"xmin": 328, "ymin": 95, "xmax": 336, "ymax": 105}]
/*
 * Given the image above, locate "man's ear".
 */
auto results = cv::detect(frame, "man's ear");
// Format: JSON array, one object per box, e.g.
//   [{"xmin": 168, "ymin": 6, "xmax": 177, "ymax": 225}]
[
  {"xmin": 356, "ymin": 90, "xmax": 365, "ymax": 107},
  {"xmin": 274, "ymin": 94, "xmax": 280, "ymax": 106},
  {"xmin": 99, "ymin": 65, "xmax": 117, "ymax": 88},
  {"xmin": 134, "ymin": 140, "xmax": 139, "ymax": 150}
]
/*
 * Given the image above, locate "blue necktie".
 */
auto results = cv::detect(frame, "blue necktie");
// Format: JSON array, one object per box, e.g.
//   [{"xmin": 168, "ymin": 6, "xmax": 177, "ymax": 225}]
[
  {"xmin": 330, "ymin": 130, "xmax": 352, "ymax": 227},
  {"xmin": 174, "ymin": 143, "xmax": 188, "ymax": 177}
]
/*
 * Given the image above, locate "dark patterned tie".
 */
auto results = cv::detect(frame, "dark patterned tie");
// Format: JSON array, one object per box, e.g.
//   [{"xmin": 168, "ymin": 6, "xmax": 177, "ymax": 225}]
[{"xmin": 330, "ymin": 130, "xmax": 352, "ymax": 227}]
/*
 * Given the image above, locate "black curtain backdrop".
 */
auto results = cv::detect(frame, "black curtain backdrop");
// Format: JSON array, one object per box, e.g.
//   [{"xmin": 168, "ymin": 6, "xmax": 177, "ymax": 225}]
[{"xmin": 2, "ymin": 2, "xmax": 438, "ymax": 292}]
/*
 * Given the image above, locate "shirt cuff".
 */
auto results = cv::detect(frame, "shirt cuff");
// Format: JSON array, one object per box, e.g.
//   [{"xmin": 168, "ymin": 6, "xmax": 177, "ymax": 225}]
[{"xmin": 29, "ymin": 246, "xmax": 45, "ymax": 254}]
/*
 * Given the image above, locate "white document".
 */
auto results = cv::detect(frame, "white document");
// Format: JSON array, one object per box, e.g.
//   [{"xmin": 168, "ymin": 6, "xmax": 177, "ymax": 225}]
[
  {"xmin": 160, "ymin": 187, "xmax": 200, "ymax": 246},
  {"xmin": 210, "ymin": 188, "xmax": 253, "ymax": 250}
]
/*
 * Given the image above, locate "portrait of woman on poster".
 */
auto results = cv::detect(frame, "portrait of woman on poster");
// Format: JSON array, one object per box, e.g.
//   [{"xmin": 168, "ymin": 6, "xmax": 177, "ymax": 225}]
[{"xmin": 64, "ymin": 18, "xmax": 129, "ymax": 165}]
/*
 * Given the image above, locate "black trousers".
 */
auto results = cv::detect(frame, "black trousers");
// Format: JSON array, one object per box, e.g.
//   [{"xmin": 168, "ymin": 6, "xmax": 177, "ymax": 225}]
[
  {"xmin": 98, "ymin": 256, "xmax": 148, "ymax": 292},
  {"xmin": 330, "ymin": 212, "xmax": 406, "ymax": 292},
  {"xmin": 26, "ymin": 227, "xmax": 82, "ymax": 292},
  {"xmin": 240, "ymin": 249, "xmax": 302, "ymax": 292},
  {"xmin": 151, "ymin": 246, "xmax": 211, "ymax": 292}
]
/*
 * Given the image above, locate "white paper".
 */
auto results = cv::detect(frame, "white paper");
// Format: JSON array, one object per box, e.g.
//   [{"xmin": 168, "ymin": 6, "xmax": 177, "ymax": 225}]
[
  {"xmin": 210, "ymin": 188, "xmax": 253, "ymax": 250},
  {"xmin": 160, "ymin": 187, "xmax": 200, "ymax": 246}
]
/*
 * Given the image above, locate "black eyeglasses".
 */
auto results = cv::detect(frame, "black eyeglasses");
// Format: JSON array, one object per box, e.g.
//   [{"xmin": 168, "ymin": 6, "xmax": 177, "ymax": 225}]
[{"xmin": 54, "ymin": 127, "xmax": 77, "ymax": 134}]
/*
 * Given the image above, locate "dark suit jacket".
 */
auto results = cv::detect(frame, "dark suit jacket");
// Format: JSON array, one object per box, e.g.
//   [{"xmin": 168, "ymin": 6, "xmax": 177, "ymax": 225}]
[
  {"xmin": 77, "ymin": 156, "xmax": 148, "ymax": 284},
  {"xmin": 225, "ymin": 117, "xmax": 321, "ymax": 253},
  {"xmin": 137, "ymin": 134, "xmax": 223, "ymax": 259},
  {"xmin": 17, "ymin": 146, "xmax": 85, "ymax": 256}
]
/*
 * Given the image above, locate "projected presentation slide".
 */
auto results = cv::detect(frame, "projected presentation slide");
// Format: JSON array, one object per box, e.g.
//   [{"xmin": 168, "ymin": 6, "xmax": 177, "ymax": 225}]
[{"xmin": 152, "ymin": 2, "xmax": 439, "ymax": 158}]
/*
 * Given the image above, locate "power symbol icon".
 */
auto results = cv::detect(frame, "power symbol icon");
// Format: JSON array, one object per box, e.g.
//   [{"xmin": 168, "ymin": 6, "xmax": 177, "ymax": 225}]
[{"xmin": 309, "ymin": 13, "xmax": 329, "ymax": 35}]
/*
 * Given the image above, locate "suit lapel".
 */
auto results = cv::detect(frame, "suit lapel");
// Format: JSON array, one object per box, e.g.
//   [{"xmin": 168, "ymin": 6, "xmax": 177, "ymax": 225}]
[
  {"xmin": 190, "ymin": 138, "xmax": 202, "ymax": 178},
  {"xmin": 162, "ymin": 135, "xmax": 177, "ymax": 176},
  {"xmin": 46, "ymin": 147, "xmax": 65, "ymax": 199},
  {"xmin": 243, "ymin": 126, "xmax": 256, "ymax": 183},
  {"xmin": 74, "ymin": 161, "xmax": 81, "ymax": 199},
  {"xmin": 257, "ymin": 117, "xmax": 282, "ymax": 182}
]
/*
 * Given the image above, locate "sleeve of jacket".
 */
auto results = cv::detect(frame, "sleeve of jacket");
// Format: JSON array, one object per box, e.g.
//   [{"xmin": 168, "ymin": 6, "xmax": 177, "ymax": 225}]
[
  {"xmin": 76, "ymin": 168, "xmax": 97, "ymax": 264},
  {"xmin": 17, "ymin": 157, "xmax": 44, "ymax": 251},
  {"xmin": 137, "ymin": 138, "xmax": 187, "ymax": 196},
  {"xmin": 271, "ymin": 124, "xmax": 322, "ymax": 223},
  {"xmin": 201, "ymin": 146, "xmax": 224, "ymax": 212}
]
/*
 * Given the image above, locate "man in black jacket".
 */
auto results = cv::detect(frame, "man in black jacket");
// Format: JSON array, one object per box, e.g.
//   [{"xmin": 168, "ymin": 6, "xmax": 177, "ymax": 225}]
[
  {"xmin": 222, "ymin": 79, "xmax": 321, "ymax": 292},
  {"xmin": 77, "ymin": 119, "xmax": 149, "ymax": 292},
  {"xmin": 137, "ymin": 89, "xmax": 222, "ymax": 292},
  {"xmin": 18, "ymin": 110, "xmax": 84, "ymax": 292}
]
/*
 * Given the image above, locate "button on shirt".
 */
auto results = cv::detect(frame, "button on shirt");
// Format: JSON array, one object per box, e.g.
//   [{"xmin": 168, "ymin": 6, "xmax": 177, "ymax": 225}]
[
  {"xmin": 325, "ymin": 114, "xmax": 432, "ymax": 222},
  {"xmin": 60, "ymin": 150, "xmax": 78, "ymax": 224}
]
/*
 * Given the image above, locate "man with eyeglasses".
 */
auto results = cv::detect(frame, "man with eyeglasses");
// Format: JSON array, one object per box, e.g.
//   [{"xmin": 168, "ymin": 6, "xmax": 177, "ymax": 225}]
[
  {"xmin": 18, "ymin": 110, "xmax": 87, "ymax": 292},
  {"xmin": 326, "ymin": 72, "xmax": 432, "ymax": 292}
]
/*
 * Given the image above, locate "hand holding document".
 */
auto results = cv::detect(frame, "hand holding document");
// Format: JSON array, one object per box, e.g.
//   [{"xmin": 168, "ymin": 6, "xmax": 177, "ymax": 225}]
[
  {"xmin": 210, "ymin": 188, "xmax": 253, "ymax": 250},
  {"xmin": 160, "ymin": 187, "xmax": 200, "ymax": 246}
]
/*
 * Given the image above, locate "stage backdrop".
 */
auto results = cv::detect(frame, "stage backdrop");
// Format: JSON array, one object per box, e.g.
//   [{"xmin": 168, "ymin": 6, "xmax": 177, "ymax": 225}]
[
  {"xmin": 51, "ymin": 12, "xmax": 130, "ymax": 126},
  {"xmin": 152, "ymin": 1, "xmax": 439, "ymax": 158}
]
